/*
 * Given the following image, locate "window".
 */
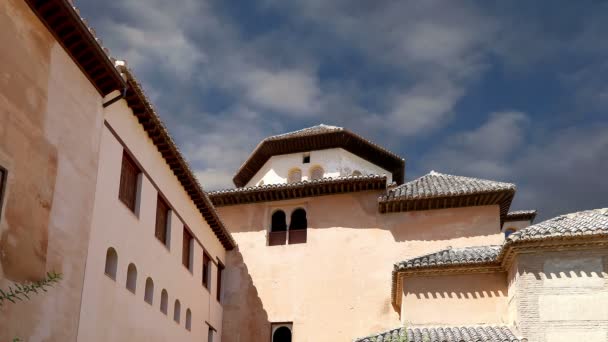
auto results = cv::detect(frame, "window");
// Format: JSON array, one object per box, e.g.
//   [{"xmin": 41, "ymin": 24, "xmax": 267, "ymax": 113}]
[
  {"xmin": 309, "ymin": 166, "xmax": 324, "ymax": 180},
  {"xmin": 216, "ymin": 262, "xmax": 224, "ymax": 302},
  {"xmin": 287, "ymin": 168, "xmax": 302, "ymax": 183},
  {"xmin": 352, "ymin": 170, "xmax": 362, "ymax": 176},
  {"xmin": 155, "ymin": 195, "xmax": 170, "ymax": 247},
  {"xmin": 160, "ymin": 289, "xmax": 168, "ymax": 314},
  {"xmin": 302, "ymin": 153, "xmax": 310, "ymax": 164},
  {"xmin": 104, "ymin": 248, "xmax": 118, "ymax": 280},
  {"xmin": 185, "ymin": 309, "xmax": 192, "ymax": 331},
  {"xmin": 182, "ymin": 227, "xmax": 193, "ymax": 272},
  {"xmin": 0, "ymin": 166, "xmax": 7, "ymax": 220},
  {"xmin": 126, "ymin": 263, "xmax": 137, "ymax": 293},
  {"xmin": 289, "ymin": 208, "xmax": 307, "ymax": 244},
  {"xmin": 118, "ymin": 151, "xmax": 140, "ymax": 212},
  {"xmin": 269, "ymin": 210, "xmax": 287, "ymax": 246},
  {"xmin": 202, "ymin": 253, "xmax": 211, "ymax": 289},
  {"xmin": 504, "ymin": 228, "xmax": 516, "ymax": 238},
  {"xmin": 272, "ymin": 323, "xmax": 293, "ymax": 342},
  {"xmin": 207, "ymin": 326, "xmax": 215, "ymax": 342},
  {"xmin": 173, "ymin": 299, "xmax": 181, "ymax": 323},
  {"xmin": 144, "ymin": 277, "xmax": 154, "ymax": 304}
]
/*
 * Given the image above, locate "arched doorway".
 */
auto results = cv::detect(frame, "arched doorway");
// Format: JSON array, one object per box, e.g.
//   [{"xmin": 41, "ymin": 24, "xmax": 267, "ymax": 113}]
[{"xmin": 273, "ymin": 326, "xmax": 292, "ymax": 342}]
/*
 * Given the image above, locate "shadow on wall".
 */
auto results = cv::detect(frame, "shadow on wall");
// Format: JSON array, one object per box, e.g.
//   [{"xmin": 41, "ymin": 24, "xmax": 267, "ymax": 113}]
[
  {"xmin": 222, "ymin": 247, "xmax": 270, "ymax": 342},
  {"xmin": 404, "ymin": 273, "xmax": 508, "ymax": 300},
  {"xmin": 411, "ymin": 290, "xmax": 506, "ymax": 300}
]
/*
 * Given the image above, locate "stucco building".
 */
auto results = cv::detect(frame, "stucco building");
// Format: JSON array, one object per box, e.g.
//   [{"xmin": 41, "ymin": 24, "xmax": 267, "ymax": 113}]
[{"xmin": 1, "ymin": 1, "xmax": 607, "ymax": 342}]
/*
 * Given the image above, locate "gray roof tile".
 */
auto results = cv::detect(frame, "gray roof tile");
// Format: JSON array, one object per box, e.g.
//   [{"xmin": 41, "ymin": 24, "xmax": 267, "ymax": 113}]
[
  {"xmin": 267, "ymin": 124, "xmax": 343, "ymax": 140},
  {"xmin": 383, "ymin": 171, "xmax": 515, "ymax": 201},
  {"xmin": 394, "ymin": 246, "xmax": 502, "ymax": 271},
  {"xmin": 355, "ymin": 325, "xmax": 522, "ymax": 342},
  {"xmin": 508, "ymin": 208, "xmax": 608, "ymax": 242}
]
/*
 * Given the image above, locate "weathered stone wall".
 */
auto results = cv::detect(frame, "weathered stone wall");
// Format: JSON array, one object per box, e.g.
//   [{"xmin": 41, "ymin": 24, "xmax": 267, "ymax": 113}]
[
  {"xmin": 218, "ymin": 193, "xmax": 504, "ymax": 341},
  {"xmin": 0, "ymin": 0, "xmax": 104, "ymax": 340},
  {"xmin": 509, "ymin": 249, "xmax": 608, "ymax": 341}
]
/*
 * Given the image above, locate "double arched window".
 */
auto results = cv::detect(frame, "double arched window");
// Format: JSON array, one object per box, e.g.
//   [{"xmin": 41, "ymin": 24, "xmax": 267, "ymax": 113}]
[{"xmin": 268, "ymin": 208, "xmax": 307, "ymax": 245}]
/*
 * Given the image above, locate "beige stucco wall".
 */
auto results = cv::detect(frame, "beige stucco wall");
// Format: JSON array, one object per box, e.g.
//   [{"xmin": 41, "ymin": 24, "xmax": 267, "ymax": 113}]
[
  {"xmin": 245, "ymin": 148, "xmax": 392, "ymax": 186},
  {"xmin": 0, "ymin": 0, "xmax": 105, "ymax": 340},
  {"xmin": 508, "ymin": 249, "xmax": 608, "ymax": 342},
  {"xmin": 218, "ymin": 192, "xmax": 504, "ymax": 341},
  {"xmin": 401, "ymin": 272, "xmax": 508, "ymax": 325},
  {"xmin": 76, "ymin": 99, "xmax": 226, "ymax": 341}
]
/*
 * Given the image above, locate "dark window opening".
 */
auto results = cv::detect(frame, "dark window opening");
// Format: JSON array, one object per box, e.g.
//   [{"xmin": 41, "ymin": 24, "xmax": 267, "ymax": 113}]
[
  {"xmin": 302, "ymin": 154, "xmax": 310, "ymax": 164},
  {"xmin": 126, "ymin": 263, "xmax": 137, "ymax": 293},
  {"xmin": 104, "ymin": 247, "xmax": 118, "ymax": 280},
  {"xmin": 0, "ymin": 166, "xmax": 7, "ymax": 221},
  {"xmin": 202, "ymin": 252, "xmax": 211, "ymax": 289},
  {"xmin": 269, "ymin": 210, "xmax": 287, "ymax": 246},
  {"xmin": 216, "ymin": 262, "xmax": 224, "ymax": 302},
  {"xmin": 118, "ymin": 152, "xmax": 140, "ymax": 212},
  {"xmin": 182, "ymin": 227, "xmax": 193, "ymax": 271},
  {"xmin": 289, "ymin": 208, "xmax": 307, "ymax": 244},
  {"xmin": 273, "ymin": 326, "xmax": 292, "ymax": 342},
  {"xmin": 155, "ymin": 195, "xmax": 170, "ymax": 247}
]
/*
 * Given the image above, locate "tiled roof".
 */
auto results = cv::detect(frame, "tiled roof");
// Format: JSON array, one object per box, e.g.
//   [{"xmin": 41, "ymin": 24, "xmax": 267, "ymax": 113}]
[
  {"xmin": 394, "ymin": 246, "xmax": 502, "ymax": 271},
  {"xmin": 379, "ymin": 171, "xmax": 515, "ymax": 218},
  {"xmin": 232, "ymin": 124, "xmax": 405, "ymax": 187},
  {"xmin": 504, "ymin": 210, "xmax": 537, "ymax": 222},
  {"xmin": 508, "ymin": 208, "xmax": 608, "ymax": 242},
  {"xmin": 355, "ymin": 325, "xmax": 522, "ymax": 342},
  {"xmin": 209, "ymin": 175, "xmax": 387, "ymax": 207}
]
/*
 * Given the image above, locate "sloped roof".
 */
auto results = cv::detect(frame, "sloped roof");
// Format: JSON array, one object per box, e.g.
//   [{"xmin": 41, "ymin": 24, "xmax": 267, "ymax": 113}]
[
  {"xmin": 209, "ymin": 175, "xmax": 387, "ymax": 207},
  {"xmin": 232, "ymin": 124, "xmax": 405, "ymax": 187},
  {"xmin": 504, "ymin": 210, "xmax": 537, "ymax": 222},
  {"xmin": 394, "ymin": 246, "xmax": 502, "ymax": 271},
  {"xmin": 391, "ymin": 208, "xmax": 608, "ymax": 310},
  {"xmin": 379, "ymin": 171, "xmax": 515, "ymax": 218},
  {"xmin": 354, "ymin": 325, "xmax": 522, "ymax": 342},
  {"xmin": 508, "ymin": 208, "xmax": 608, "ymax": 242}
]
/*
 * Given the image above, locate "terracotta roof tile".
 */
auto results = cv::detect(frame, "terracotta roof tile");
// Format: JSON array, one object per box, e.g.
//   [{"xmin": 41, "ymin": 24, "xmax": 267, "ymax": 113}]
[{"xmin": 394, "ymin": 246, "xmax": 502, "ymax": 271}]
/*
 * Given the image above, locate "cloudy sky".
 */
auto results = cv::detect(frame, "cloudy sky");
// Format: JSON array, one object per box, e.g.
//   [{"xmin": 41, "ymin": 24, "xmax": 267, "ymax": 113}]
[{"xmin": 78, "ymin": 0, "xmax": 607, "ymax": 220}]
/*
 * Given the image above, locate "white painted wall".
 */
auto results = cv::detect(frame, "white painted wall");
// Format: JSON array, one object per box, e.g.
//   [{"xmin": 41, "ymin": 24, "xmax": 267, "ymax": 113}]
[
  {"xmin": 245, "ymin": 148, "xmax": 392, "ymax": 187},
  {"xmin": 77, "ymin": 99, "xmax": 226, "ymax": 342}
]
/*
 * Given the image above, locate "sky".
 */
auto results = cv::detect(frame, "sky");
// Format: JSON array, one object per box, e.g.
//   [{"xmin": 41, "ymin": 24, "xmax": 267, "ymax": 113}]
[{"xmin": 77, "ymin": 0, "xmax": 608, "ymax": 220}]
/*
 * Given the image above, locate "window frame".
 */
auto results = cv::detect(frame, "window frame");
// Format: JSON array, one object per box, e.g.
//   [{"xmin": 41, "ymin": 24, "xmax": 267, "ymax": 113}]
[
  {"xmin": 182, "ymin": 227, "xmax": 193, "ymax": 272},
  {"xmin": 216, "ymin": 261, "xmax": 224, "ymax": 303},
  {"xmin": 202, "ymin": 252, "xmax": 211, "ymax": 290},
  {"xmin": 118, "ymin": 151, "xmax": 140, "ymax": 213},
  {"xmin": 155, "ymin": 194, "xmax": 170, "ymax": 248},
  {"xmin": 0, "ymin": 166, "xmax": 7, "ymax": 221}
]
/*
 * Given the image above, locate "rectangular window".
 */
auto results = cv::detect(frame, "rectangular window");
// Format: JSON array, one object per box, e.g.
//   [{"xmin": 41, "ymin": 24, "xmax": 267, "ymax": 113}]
[
  {"xmin": 0, "ymin": 167, "xmax": 6, "ymax": 221},
  {"xmin": 118, "ymin": 151, "xmax": 140, "ymax": 212},
  {"xmin": 155, "ymin": 195, "xmax": 170, "ymax": 247},
  {"xmin": 182, "ymin": 227, "xmax": 193, "ymax": 271},
  {"xmin": 202, "ymin": 252, "xmax": 211, "ymax": 289},
  {"xmin": 216, "ymin": 261, "xmax": 224, "ymax": 302},
  {"xmin": 302, "ymin": 153, "xmax": 310, "ymax": 164}
]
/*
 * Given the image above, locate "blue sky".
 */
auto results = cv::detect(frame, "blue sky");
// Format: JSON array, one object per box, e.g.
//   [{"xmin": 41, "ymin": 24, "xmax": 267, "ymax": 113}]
[{"xmin": 78, "ymin": 0, "xmax": 608, "ymax": 219}]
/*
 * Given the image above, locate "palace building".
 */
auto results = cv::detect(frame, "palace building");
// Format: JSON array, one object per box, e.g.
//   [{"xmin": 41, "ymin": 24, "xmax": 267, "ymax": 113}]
[{"xmin": 1, "ymin": 1, "xmax": 607, "ymax": 342}]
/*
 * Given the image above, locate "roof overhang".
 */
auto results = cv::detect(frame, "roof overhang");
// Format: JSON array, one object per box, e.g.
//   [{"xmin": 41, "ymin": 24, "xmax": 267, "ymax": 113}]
[
  {"xmin": 121, "ymin": 67, "xmax": 236, "ymax": 250},
  {"xmin": 233, "ymin": 130, "xmax": 404, "ymax": 187},
  {"xmin": 209, "ymin": 175, "xmax": 387, "ymax": 207},
  {"xmin": 25, "ymin": 0, "xmax": 126, "ymax": 96}
]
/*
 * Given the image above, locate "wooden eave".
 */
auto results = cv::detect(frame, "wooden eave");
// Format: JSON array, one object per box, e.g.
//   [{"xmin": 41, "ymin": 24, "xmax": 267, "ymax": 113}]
[
  {"xmin": 209, "ymin": 176, "xmax": 387, "ymax": 207},
  {"xmin": 25, "ymin": 0, "xmax": 125, "ymax": 96},
  {"xmin": 121, "ymin": 69, "xmax": 236, "ymax": 250},
  {"xmin": 233, "ymin": 131, "xmax": 405, "ymax": 187}
]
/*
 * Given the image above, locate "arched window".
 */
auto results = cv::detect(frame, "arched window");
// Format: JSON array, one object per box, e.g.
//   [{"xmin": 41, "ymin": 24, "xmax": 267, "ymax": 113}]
[
  {"xmin": 504, "ymin": 228, "xmax": 516, "ymax": 238},
  {"xmin": 289, "ymin": 208, "xmax": 307, "ymax": 244},
  {"xmin": 160, "ymin": 289, "xmax": 168, "ymax": 314},
  {"xmin": 104, "ymin": 248, "xmax": 118, "ymax": 280},
  {"xmin": 269, "ymin": 210, "xmax": 287, "ymax": 246},
  {"xmin": 273, "ymin": 326, "xmax": 292, "ymax": 342},
  {"xmin": 309, "ymin": 166, "xmax": 324, "ymax": 180},
  {"xmin": 144, "ymin": 277, "xmax": 154, "ymax": 304},
  {"xmin": 173, "ymin": 299, "xmax": 181, "ymax": 323},
  {"xmin": 287, "ymin": 168, "xmax": 302, "ymax": 183},
  {"xmin": 352, "ymin": 170, "xmax": 362, "ymax": 176},
  {"xmin": 126, "ymin": 263, "xmax": 137, "ymax": 293},
  {"xmin": 185, "ymin": 309, "xmax": 192, "ymax": 331}
]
